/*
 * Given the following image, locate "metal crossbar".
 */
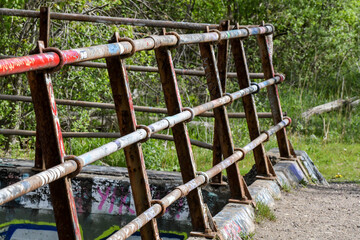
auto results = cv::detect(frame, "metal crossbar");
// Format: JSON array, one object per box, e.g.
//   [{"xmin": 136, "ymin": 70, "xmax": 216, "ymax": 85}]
[{"xmin": 0, "ymin": 6, "xmax": 294, "ymax": 240}]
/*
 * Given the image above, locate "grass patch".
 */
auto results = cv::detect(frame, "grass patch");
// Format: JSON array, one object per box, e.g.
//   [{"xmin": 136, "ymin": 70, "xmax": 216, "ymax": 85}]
[
  {"xmin": 290, "ymin": 134, "xmax": 360, "ymax": 182},
  {"xmin": 239, "ymin": 231, "xmax": 255, "ymax": 240},
  {"xmin": 255, "ymin": 201, "xmax": 276, "ymax": 224},
  {"xmin": 282, "ymin": 184, "xmax": 292, "ymax": 192}
]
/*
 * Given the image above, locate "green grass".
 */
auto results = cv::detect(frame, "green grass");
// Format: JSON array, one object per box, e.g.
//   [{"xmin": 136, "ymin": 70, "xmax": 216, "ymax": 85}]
[
  {"xmin": 290, "ymin": 134, "xmax": 360, "ymax": 182},
  {"xmin": 255, "ymin": 201, "xmax": 276, "ymax": 224}
]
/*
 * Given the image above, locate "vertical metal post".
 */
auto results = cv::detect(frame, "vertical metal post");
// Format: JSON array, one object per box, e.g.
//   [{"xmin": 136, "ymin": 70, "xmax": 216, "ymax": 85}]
[
  {"xmin": 231, "ymin": 24, "xmax": 276, "ymax": 179},
  {"xmin": 105, "ymin": 33, "xmax": 160, "ymax": 240},
  {"xmin": 211, "ymin": 20, "xmax": 230, "ymax": 185},
  {"xmin": 34, "ymin": 6, "xmax": 51, "ymax": 171},
  {"xmin": 27, "ymin": 41, "xmax": 81, "ymax": 240},
  {"xmin": 257, "ymin": 24, "xmax": 291, "ymax": 158},
  {"xmin": 199, "ymin": 31, "xmax": 252, "ymax": 204},
  {"xmin": 155, "ymin": 32, "xmax": 214, "ymax": 237}
]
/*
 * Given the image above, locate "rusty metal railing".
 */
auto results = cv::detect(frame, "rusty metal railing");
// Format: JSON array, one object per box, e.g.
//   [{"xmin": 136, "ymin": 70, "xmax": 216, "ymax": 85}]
[
  {"xmin": 0, "ymin": 6, "xmax": 295, "ymax": 240},
  {"xmin": 0, "ymin": 93, "xmax": 277, "ymax": 118},
  {"xmin": 0, "ymin": 75, "xmax": 285, "ymax": 204}
]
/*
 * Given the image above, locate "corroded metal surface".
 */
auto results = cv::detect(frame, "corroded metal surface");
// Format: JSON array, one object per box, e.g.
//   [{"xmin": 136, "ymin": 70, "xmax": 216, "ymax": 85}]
[
  {"xmin": 257, "ymin": 28, "xmax": 291, "ymax": 158},
  {"xmin": 155, "ymin": 43, "xmax": 211, "ymax": 233},
  {"xmin": 27, "ymin": 41, "xmax": 81, "ymax": 239},
  {"xmin": 108, "ymin": 118, "xmax": 290, "ymax": 239},
  {"xmin": 231, "ymin": 27, "xmax": 276, "ymax": 178},
  {"xmin": 0, "ymin": 7, "xmax": 218, "ymax": 30},
  {"xmin": 211, "ymin": 20, "xmax": 230, "ymax": 185},
  {"xmin": 199, "ymin": 37, "xmax": 251, "ymax": 201},
  {"xmin": 0, "ymin": 77, "xmax": 281, "ymax": 205},
  {"xmin": 0, "ymin": 26, "xmax": 272, "ymax": 77},
  {"xmin": 0, "ymin": 93, "xmax": 277, "ymax": 118},
  {"xmin": 73, "ymin": 61, "xmax": 265, "ymax": 79},
  {"xmin": 106, "ymin": 34, "xmax": 159, "ymax": 240}
]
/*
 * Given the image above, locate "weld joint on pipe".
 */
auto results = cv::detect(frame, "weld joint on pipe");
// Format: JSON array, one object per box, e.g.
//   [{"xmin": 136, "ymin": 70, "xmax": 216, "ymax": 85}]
[
  {"xmin": 264, "ymin": 23, "xmax": 275, "ymax": 35},
  {"xmin": 250, "ymin": 82, "xmax": 260, "ymax": 93},
  {"xmin": 274, "ymin": 73, "xmax": 285, "ymax": 83},
  {"xmin": 175, "ymin": 185, "xmax": 188, "ymax": 197},
  {"xmin": 146, "ymin": 35, "xmax": 161, "ymax": 49},
  {"xmin": 164, "ymin": 116, "xmax": 176, "ymax": 128},
  {"xmin": 224, "ymin": 93, "xmax": 234, "ymax": 106},
  {"xmin": 151, "ymin": 200, "xmax": 166, "ymax": 217},
  {"xmin": 283, "ymin": 116, "xmax": 292, "ymax": 125},
  {"xmin": 136, "ymin": 125, "xmax": 152, "ymax": 143},
  {"xmin": 196, "ymin": 171, "xmax": 210, "ymax": 186},
  {"xmin": 260, "ymin": 130, "xmax": 271, "ymax": 142},
  {"xmin": 64, "ymin": 155, "xmax": 84, "ymax": 178},
  {"xmin": 236, "ymin": 148, "xmax": 246, "ymax": 161},
  {"xmin": 182, "ymin": 107, "xmax": 195, "ymax": 123}
]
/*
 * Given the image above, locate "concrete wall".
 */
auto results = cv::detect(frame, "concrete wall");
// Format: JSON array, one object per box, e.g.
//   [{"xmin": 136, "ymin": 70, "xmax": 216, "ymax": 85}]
[
  {"xmin": 0, "ymin": 158, "xmax": 230, "ymax": 239},
  {"xmin": 0, "ymin": 149, "xmax": 326, "ymax": 239}
]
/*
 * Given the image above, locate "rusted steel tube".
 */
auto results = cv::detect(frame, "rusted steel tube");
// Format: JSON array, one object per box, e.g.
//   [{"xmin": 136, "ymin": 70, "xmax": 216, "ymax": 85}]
[
  {"xmin": 0, "ymin": 26, "xmax": 272, "ymax": 77},
  {"xmin": 0, "ymin": 94, "xmax": 277, "ymax": 118},
  {"xmin": 108, "ymin": 118, "xmax": 291, "ymax": 240},
  {"xmin": 0, "ymin": 76, "xmax": 281, "ymax": 203},
  {"xmin": 72, "ymin": 61, "xmax": 265, "ymax": 79},
  {"xmin": 0, "ymin": 129, "xmax": 213, "ymax": 150},
  {"xmin": 1, "ymin": 77, "xmax": 280, "ymax": 167},
  {"xmin": 0, "ymin": 160, "xmax": 78, "ymax": 205},
  {"xmin": 0, "ymin": 117, "xmax": 290, "ymax": 210},
  {"xmin": 0, "ymin": 55, "xmax": 265, "ymax": 79},
  {"xmin": 77, "ymin": 76, "xmax": 281, "ymax": 166},
  {"xmin": 0, "ymin": 8, "xmax": 218, "ymax": 30},
  {"xmin": 192, "ymin": 76, "xmax": 281, "ymax": 116}
]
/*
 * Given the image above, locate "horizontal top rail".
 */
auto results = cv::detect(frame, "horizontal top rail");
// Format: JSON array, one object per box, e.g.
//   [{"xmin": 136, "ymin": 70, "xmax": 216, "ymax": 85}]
[
  {"xmin": 0, "ymin": 26, "xmax": 272, "ymax": 77},
  {"xmin": 0, "ymin": 8, "xmax": 218, "ymax": 30},
  {"xmin": 0, "ymin": 76, "xmax": 282, "ymax": 206},
  {"xmin": 0, "ymin": 54, "xmax": 266, "ymax": 79}
]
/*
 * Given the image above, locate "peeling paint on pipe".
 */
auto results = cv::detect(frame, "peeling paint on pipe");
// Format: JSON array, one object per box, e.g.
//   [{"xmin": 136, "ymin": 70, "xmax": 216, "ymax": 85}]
[{"xmin": 0, "ymin": 26, "xmax": 272, "ymax": 77}]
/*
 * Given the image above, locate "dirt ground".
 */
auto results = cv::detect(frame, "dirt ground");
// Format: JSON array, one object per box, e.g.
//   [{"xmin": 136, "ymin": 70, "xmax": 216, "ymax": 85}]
[{"xmin": 254, "ymin": 182, "xmax": 360, "ymax": 240}]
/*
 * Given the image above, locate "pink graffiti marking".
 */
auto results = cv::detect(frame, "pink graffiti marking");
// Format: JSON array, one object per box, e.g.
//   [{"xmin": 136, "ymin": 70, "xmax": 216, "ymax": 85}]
[
  {"xmin": 97, "ymin": 186, "xmax": 111, "ymax": 210},
  {"xmin": 176, "ymin": 198, "xmax": 184, "ymax": 219},
  {"xmin": 109, "ymin": 187, "xmax": 117, "ymax": 213},
  {"xmin": 118, "ymin": 193, "xmax": 135, "ymax": 215}
]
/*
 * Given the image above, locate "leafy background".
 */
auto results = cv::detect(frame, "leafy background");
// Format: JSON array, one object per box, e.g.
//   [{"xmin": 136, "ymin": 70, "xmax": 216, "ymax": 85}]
[{"xmin": 0, "ymin": 0, "xmax": 359, "ymax": 181}]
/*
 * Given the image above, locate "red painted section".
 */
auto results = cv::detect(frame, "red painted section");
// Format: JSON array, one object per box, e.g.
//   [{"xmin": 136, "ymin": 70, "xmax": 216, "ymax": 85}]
[{"xmin": 0, "ymin": 50, "xmax": 81, "ymax": 76}]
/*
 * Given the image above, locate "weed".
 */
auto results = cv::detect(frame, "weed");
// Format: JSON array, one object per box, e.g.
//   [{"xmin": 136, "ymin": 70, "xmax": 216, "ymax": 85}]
[
  {"xmin": 299, "ymin": 179, "xmax": 308, "ymax": 187},
  {"xmin": 239, "ymin": 231, "xmax": 255, "ymax": 240},
  {"xmin": 255, "ymin": 202, "xmax": 276, "ymax": 224},
  {"xmin": 282, "ymin": 184, "xmax": 291, "ymax": 192}
]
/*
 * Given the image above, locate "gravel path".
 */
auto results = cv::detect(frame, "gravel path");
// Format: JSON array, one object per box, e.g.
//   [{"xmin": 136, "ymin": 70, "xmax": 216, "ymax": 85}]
[{"xmin": 254, "ymin": 183, "xmax": 360, "ymax": 240}]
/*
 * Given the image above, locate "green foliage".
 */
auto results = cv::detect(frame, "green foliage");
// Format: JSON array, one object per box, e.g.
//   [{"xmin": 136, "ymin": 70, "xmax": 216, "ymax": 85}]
[{"xmin": 0, "ymin": 0, "xmax": 359, "ymax": 184}]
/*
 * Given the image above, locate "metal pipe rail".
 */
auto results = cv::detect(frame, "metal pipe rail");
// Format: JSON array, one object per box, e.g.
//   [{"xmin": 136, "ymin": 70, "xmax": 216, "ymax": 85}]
[
  {"xmin": 0, "ymin": 76, "xmax": 281, "ymax": 206},
  {"xmin": 109, "ymin": 117, "xmax": 291, "ymax": 240},
  {"xmin": 0, "ymin": 8, "xmax": 218, "ymax": 30},
  {"xmin": 0, "ymin": 55, "xmax": 265, "ymax": 79},
  {"xmin": 72, "ymin": 61, "xmax": 265, "ymax": 79},
  {"xmin": 0, "ymin": 94, "xmax": 277, "ymax": 118},
  {"xmin": 0, "ymin": 129, "xmax": 214, "ymax": 150},
  {"xmin": 0, "ymin": 25, "xmax": 273, "ymax": 76}
]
